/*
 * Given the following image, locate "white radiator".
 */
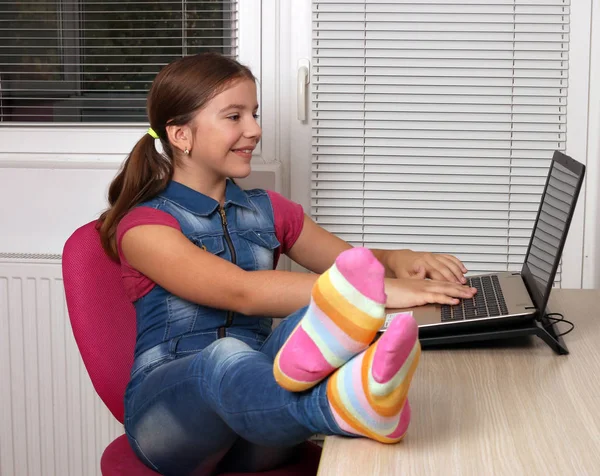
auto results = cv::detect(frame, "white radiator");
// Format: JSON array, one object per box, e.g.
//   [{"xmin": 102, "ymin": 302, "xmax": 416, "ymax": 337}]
[{"xmin": 0, "ymin": 256, "xmax": 122, "ymax": 476}]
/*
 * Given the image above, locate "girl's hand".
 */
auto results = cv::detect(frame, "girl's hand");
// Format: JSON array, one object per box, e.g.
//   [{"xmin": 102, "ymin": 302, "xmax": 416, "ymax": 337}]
[
  {"xmin": 384, "ymin": 276, "xmax": 476, "ymax": 309},
  {"xmin": 387, "ymin": 250, "xmax": 468, "ymax": 284}
]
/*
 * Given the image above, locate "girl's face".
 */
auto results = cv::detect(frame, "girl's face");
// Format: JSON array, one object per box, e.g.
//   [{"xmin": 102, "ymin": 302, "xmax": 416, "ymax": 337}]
[{"xmin": 188, "ymin": 78, "xmax": 261, "ymax": 179}]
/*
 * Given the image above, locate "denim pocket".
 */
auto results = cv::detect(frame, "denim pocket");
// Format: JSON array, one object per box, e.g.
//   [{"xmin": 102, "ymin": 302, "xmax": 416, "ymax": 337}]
[
  {"xmin": 239, "ymin": 230, "xmax": 280, "ymax": 271},
  {"xmin": 190, "ymin": 234, "xmax": 225, "ymax": 255},
  {"xmin": 165, "ymin": 295, "xmax": 201, "ymax": 339}
]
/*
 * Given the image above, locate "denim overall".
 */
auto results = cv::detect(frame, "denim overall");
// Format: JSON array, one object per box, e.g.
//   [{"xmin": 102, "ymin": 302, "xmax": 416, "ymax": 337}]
[{"xmin": 123, "ymin": 180, "xmax": 346, "ymax": 475}]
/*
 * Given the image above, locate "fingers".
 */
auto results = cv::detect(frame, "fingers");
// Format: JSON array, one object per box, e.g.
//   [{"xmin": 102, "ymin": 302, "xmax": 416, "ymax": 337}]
[
  {"xmin": 420, "ymin": 254, "xmax": 467, "ymax": 284},
  {"xmin": 384, "ymin": 277, "xmax": 476, "ymax": 309},
  {"xmin": 426, "ymin": 267, "xmax": 459, "ymax": 284},
  {"xmin": 426, "ymin": 280, "xmax": 477, "ymax": 299},
  {"xmin": 426, "ymin": 293, "xmax": 460, "ymax": 306},
  {"xmin": 426, "ymin": 281, "xmax": 476, "ymax": 304},
  {"xmin": 435, "ymin": 255, "xmax": 468, "ymax": 284},
  {"xmin": 443, "ymin": 254, "xmax": 468, "ymax": 274}
]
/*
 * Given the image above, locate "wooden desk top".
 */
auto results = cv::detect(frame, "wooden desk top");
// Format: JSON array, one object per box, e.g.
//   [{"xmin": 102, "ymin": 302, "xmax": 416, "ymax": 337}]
[{"xmin": 317, "ymin": 289, "xmax": 600, "ymax": 476}]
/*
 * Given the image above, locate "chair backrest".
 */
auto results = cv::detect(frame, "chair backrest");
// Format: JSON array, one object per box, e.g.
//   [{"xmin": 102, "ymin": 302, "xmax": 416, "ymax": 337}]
[{"xmin": 62, "ymin": 221, "xmax": 136, "ymax": 423}]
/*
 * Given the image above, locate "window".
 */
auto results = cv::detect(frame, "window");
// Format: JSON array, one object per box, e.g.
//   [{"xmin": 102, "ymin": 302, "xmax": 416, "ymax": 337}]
[
  {"xmin": 1, "ymin": 0, "xmax": 237, "ymax": 122},
  {"xmin": 310, "ymin": 0, "xmax": 570, "ymax": 283},
  {"xmin": 0, "ymin": 0, "xmax": 263, "ymax": 162}
]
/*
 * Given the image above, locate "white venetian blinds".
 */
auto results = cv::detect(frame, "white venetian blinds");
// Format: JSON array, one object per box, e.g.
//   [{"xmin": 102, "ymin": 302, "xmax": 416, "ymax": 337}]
[{"xmin": 311, "ymin": 0, "xmax": 569, "ymax": 279}]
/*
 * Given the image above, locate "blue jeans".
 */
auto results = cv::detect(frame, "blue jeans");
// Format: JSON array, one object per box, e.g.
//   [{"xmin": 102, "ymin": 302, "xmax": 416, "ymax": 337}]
[{"xmin": 124, "ymin": 307, "xmax": 350, "ymax": 475}]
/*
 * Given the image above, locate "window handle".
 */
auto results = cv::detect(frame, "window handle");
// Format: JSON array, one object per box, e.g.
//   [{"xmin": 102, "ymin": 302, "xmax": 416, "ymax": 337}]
[{"xmin": 297, "ymin": 59, "xmax": 310, "ymax": 121}]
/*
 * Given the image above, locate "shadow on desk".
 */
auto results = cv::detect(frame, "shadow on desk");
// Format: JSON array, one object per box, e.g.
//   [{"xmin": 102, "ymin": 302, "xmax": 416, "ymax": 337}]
[
  {"xmin": 417, "ymin": 310, "xmax": 578, "ymax": 355},
  {"xmin": 421, "ymin": 334, "xmax": 538, "ymax": 352}
]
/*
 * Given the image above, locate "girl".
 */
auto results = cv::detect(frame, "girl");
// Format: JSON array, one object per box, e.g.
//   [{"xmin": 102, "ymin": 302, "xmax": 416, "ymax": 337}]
[{"xmin": 99, "ymin": 53, "xmax": 476, "ymax": 475}]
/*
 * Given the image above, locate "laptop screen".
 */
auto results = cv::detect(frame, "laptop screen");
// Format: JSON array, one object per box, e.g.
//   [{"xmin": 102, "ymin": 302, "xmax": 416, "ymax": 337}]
[{"xmin": 522, "ymin": 152, "xmax": 585, "ymax": 313}]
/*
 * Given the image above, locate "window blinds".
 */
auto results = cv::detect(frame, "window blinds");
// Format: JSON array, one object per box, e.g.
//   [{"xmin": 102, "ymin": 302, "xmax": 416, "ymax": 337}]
[
  {"xmin": 0, "ymin": 0, "xmax": 237, "ymax": 122},
  {"xmin": 311, "ymin": 0, "xmax": 569, "ymax": 282}
]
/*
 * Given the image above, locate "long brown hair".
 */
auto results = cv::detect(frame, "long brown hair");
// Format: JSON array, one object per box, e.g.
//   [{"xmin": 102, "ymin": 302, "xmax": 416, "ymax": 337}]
[{"xmin": 98, "ymin": 53, "xmax": 255, "ymax": 260}]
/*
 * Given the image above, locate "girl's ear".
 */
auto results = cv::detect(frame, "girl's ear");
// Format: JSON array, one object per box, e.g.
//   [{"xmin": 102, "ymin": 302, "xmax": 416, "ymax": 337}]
[{"xmin": 165, "ymin": 123, "xmax": 193, "ymax": 155}]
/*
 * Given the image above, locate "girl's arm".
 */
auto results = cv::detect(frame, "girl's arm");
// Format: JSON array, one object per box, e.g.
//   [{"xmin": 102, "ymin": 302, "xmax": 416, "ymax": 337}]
[
  {"xmin": 287, "ymin": 214, "xmax": 476, "ymax": 308},
  {"xmin": 122, "ymin": 221, "xmax": 475, "ymax": 318},
  {"xmin": 288, "ymin": 214, "xmax": 468, "ymax": 283},
  {"xmin": 121, "ymin": 224, "xmax": 318, "ymax": 318}
]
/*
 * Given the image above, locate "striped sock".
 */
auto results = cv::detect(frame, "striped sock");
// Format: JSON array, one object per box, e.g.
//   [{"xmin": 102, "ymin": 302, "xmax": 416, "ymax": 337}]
[
  {"xmin": 326, "ymin": 313, "xmax": 421, "ymax": 444},
  {"xmin": 273, "ymin": 247, "xmax": 386, "ymax": 392}
]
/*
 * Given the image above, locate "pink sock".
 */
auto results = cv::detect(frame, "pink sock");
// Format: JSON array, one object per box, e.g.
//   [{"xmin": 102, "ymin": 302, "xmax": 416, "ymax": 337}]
[
  {"xmin": 273, "ymin": 248, "xmax": 386, "ymax": 392},
  {"xmin": 327, "ymin": 313, "xmax": 420, "ymax": 443}
]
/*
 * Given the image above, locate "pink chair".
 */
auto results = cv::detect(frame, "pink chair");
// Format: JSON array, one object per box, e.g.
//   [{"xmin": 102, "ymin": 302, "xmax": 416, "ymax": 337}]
[{"xmin": 62, "ymin": 221, "xmax": 321, "ymax": 475}]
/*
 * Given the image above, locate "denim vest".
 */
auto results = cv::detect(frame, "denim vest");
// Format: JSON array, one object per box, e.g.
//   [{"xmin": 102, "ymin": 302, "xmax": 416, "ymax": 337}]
[{"xmin": 129, "ymin": 180, "xmax": 279, "ymax": 377}]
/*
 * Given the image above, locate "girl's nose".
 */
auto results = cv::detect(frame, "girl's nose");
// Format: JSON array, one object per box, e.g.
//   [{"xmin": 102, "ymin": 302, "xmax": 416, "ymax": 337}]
[{"xmin": 245, "ymin": 119, "xmax": 262, "ymax": 140}]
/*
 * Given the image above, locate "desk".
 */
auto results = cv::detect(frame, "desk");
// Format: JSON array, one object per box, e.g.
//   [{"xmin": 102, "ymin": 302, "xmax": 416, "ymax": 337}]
[{"xmin": 317, "ymin": 289, "xmax": 600, "ymax": 476}]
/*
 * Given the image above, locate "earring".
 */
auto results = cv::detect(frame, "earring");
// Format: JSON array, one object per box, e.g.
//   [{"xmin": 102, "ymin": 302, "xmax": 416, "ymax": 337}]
[{"xmin": 184, "ymin": 148, "xmax": 190, "ymax": 155}]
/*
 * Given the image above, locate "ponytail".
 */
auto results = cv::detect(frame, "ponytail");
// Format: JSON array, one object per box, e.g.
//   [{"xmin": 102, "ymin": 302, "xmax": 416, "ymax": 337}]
[
  {"xmin": 98, "ymin": 133, "xmax": 173, "ymax": 261},
  {"xmin": 98, "ymin": 52, "xmax": 257, "ymax": 260}
]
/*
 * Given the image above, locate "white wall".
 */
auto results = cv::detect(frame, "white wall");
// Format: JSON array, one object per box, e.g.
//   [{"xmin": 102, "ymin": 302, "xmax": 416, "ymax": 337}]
[
  {"xmin": 0, "ymin": 163, "xmax": 283, "ymax": 256},
  {"xmin": 563, "ymin": 0, "xmax": 596, "ymax": 288},
  {"xmin": 0, "ymin": 166, "xmax": 116, "ymax": 255},
  {"xmin": 582, "ymin": 0, "xmax": 600, "ymax": 288}
]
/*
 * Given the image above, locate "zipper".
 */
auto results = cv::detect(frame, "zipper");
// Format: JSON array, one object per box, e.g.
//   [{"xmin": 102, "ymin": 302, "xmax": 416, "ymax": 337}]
[{"xmin": 219, "ymin": 206, "xmax": 236, "ymax": 336}]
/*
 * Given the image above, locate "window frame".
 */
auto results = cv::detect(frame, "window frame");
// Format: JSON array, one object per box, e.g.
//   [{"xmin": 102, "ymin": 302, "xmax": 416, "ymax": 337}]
[{"xmin": 0, "ymin": 0, "xmax": 270, "ymax": 166}]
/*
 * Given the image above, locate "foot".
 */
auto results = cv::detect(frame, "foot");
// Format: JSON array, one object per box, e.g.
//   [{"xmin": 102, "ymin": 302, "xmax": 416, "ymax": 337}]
[
  {"xmin": 326, "ymin": 313, "xmax": 420, "ymax": 443},
  {"xmin": 273, "ymin": 248, "xmax": 386, "ymax": 392}
]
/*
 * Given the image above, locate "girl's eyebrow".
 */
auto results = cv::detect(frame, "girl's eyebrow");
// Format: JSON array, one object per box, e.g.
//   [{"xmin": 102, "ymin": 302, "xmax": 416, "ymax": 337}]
[{"xmin": 218, "ymin": 104, "xmax": 260, "ymax": 113}]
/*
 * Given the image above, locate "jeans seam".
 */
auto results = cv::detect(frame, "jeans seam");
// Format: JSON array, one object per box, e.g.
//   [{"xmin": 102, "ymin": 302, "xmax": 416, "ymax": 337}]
[
  {"xmin": 164, "ymin": 296, "xmax": 173, "ymax": 341},
  {"xmin": 316, "ymin": 384, "xmax": 337, "ymax": 434},
  {"xmin": 188, "ymin": 303, "xmax": 200, "ymax": 332},
  {"xmin": 126, "ymin": 430, "xmax": 161, "ymax": 472},
  {"xmin": 131, "ymin": 355, "xmax": 169, "ymax": 378},
  {"xmin": 257, "ymin": 329, "xmax": 276, "ymax": 352}
]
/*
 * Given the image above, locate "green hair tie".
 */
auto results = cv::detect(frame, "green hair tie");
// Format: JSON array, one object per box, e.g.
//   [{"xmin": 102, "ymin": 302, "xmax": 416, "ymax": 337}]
[{"xmin": 147, "ymin": 127, "xmax": 159, "ymax": 139}]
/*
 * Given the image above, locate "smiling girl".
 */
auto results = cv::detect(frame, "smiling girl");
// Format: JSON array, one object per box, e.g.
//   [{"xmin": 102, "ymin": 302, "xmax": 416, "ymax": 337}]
[{"xmin": 98, "ymin": 53, "xmax": 475, "ymax": 475}]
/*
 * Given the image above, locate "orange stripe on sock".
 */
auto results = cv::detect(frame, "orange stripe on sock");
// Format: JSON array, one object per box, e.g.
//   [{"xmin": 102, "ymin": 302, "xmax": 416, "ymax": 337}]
[
  {"xmin": 361, "ymin": 344, "xmax": 377, "ymax": 399},
  {"xmin": 361, "ymin": 343, "xmax": 421, "ymax": 417},
  {"xmin": 326, "ymin": 375, "xmax": 405, "ymax": 444},
  {"xmin": 312, "ymin": 286, "xmax": 380, "ymax": 344},
  {"xmin": 371, "ymin": 347, "xmax": 421, "ymax": 416},
  {"xmin": 273, "ymin": 354, "xmax": 317, "ymax": 392},
  {"xmin": 316, "ymin": 272, "xmax": 384, "ymax": 332}
]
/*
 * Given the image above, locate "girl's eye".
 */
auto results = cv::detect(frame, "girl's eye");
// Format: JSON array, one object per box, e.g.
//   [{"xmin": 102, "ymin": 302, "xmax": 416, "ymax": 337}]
[
  {"xmin": 227, "ymin": 114, "xmax": 240, "ymax": 121},
  {"xmin": 253, "ymin": 113, "xmax": 260, "ymax": 119}
]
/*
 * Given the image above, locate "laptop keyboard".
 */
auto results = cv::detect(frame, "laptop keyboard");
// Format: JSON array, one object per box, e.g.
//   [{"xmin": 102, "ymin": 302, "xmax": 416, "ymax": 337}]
[{"xmin": 441, "ymin": 275, "xmax": 509, "ymax": 322}]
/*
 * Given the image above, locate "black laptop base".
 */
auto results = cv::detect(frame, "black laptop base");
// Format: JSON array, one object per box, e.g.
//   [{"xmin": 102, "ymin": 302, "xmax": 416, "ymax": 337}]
[{"xmin": 418, "ymin": 314, "xmax": 569, "ymax": 355}]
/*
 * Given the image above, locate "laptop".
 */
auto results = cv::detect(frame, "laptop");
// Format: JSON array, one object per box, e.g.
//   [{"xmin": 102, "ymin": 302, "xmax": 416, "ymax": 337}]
[{"xmin": 381, "ymin": 150, "xmax": 585, "ymax": 334}]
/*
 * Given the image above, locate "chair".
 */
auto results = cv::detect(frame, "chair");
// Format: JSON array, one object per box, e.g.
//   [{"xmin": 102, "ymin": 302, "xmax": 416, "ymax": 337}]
[{"xmin": 62, "ymin": 221, "xmax": 321, "ymax": 475}]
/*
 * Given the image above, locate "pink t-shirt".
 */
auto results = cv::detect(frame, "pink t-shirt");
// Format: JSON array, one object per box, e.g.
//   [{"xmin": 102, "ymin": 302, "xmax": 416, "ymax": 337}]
[{"xmin": 116, "ymin": 190, "xmax": 304, "ymax": 301}]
